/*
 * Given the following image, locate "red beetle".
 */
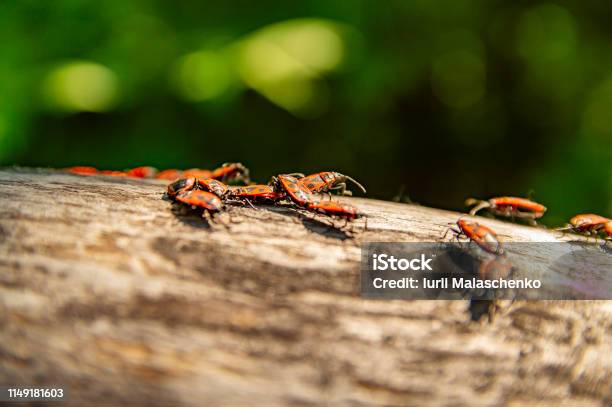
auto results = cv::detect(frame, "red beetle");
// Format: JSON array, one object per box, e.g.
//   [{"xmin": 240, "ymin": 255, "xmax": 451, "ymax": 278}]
[
  {"xmin": 183, "ymin": 168, "xmax": 213, "ymax": 180},
  {"xmin": 227, "ymin": 185, "xmax": 283, "ymax": 202},
  {"xmin": 270, "ymin": 174, "xmax": 314, "ymax": 207},
  {"xmin": 558, "ymin": 215, "xmax": 612, "ymax": 252},
  {"xmin": 167, "ymin": 177, "xmax": 197, "ymax": 198},
  {"xmin": 564, "ymin": 213, "xmax": 612, "ymax": 235},
  {"xmin": 198, "ymin": 178, "xmax": 229, "ymax": 197},
  {"xmin": 306, "ymin": 200, "xmax": 365, "ymax": 229},
  {"xmin": 156, "ymin": 169, "xmax": 184, "ymax": 181},
  {"xmin": 295, "ymin": 171, "xmax": 366, "ymax": 196},
  {"xmin": 156, "ymin": 163, "xmax": 250, "ymax": 184},
  {"xmin": 99, "ymin": 170, "xmax": 128, "ymax": 177},
  {"xmin": 175, "ymin": 190, "xmax": 223, "ymax": 213},
  {"xmin": 605, "ymin": 221, "xmax": 612, "ymax": 238},
  {"xmin": 210, "ymin": 163, "xmax": 250, "ymax": 184},
  {"xmin": 465, "ymin": 196, "xmax": 546, "ymax": 223},
  {"xmin": 66, "ymin": 166, "xmax": 99, "ymax": 175},
  {"xmin": 126, "ymin": 166, "xmax": 158, "ymax": 178},
  {"xmin": 448, "ymin": 219, "xmax": 505, "ymax": 256},
  {"xmin": 307, "ymin": 200, "xmax": 361, "ymax": 220}
]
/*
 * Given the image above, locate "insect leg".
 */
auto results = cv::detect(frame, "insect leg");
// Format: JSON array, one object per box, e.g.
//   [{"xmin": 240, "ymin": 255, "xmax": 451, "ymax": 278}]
[
  {"xmin": 465, "ymin": 199, "xmax": 491, "ymax": 216},
  {"xmin": 224, "ymin": 198, "xmax": 246, "ymax": 207},
  {"xmin": 330, "ymin": 183, "xmax": 350, "ymax": 196},
  {"xmin": 441, "ymin": 226, "xmax": 460, "ymax": 240}
]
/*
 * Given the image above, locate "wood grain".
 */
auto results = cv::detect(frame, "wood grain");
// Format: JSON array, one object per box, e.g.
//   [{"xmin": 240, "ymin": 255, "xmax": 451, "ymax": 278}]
[{"xmin": 0, "ymin": 168, "xmax": 609, "ymax": 406}]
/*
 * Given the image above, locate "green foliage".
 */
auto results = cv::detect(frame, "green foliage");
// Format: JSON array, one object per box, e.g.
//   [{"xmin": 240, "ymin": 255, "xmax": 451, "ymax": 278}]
[{"xmin": 1, "ymin": 0, "xmax": 611, "ymax": 222}]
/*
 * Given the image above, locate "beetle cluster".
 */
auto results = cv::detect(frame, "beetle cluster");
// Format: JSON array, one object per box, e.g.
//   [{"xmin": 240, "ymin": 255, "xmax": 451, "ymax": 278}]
[
  {"xmin": 445, "ymin": 196, "xmax": 548, "ymax": 260},
  {"xmin": 463, "ymin": 194, "xmax": 612, "ymax": 244},
  {"xmin": 65, "ymin": 163, "xmax": 367, "ymax": 226},
  {"xmin": 165, "ymin": 169, "xmax": 366, "ymax": 226},
  {"xmin": 67, "ymin": 163, "xmax": 611, "ymax": 240},
  {"xmin": 65, "ymin": 163, "xmax": 250, "ymax": 184},
  {"xmin": 448, "ymin": 195, "xmax": 612, "ymax": 320},
  {"xmin": 66, "ymin": 163, "xmax": 611, "ymax": 242},
  {"xmin": 449, "ymin": 195, "xmax": 612, "ymax": 270}
]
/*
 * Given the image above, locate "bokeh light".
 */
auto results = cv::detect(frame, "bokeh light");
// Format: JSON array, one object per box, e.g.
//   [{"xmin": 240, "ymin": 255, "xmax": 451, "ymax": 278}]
[
  {"xmin": 173, "ymin": 50, "xmax": 236, "ymax": 102},
  {"xmin": 43, "ymin": 61, "xmax": 119, "ymax": 113},
  {"xmin": 236, "ymin": 19, "xmax": 345, "ymax": 116}
]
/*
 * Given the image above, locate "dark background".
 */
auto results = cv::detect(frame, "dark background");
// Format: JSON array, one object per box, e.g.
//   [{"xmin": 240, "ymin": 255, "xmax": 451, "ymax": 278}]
[{"xmin": 1, "ymin": 1, "xmax": 611, "ymax": 225}]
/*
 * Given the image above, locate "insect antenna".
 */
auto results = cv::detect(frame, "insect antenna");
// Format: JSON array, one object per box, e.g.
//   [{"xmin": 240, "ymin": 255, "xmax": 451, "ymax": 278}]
[{"xmin": 344, "ymin": 175, "xmax": 366, "ymax": 193}]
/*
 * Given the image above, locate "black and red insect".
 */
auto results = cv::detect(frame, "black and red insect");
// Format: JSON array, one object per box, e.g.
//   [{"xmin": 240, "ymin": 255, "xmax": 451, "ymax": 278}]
[
  {"xmin": 156, "ymin": 163, "xmax": 250, "ymax": 184},
  {"xmin": 270, "ymin": 174, "xmax": 315, "ymax": 208},
  {"xmin": 167, "ymin": 177, "xmax": 197, "ymax": 198},
  {"xmin": 307, "ymin": 200, "xmax": 361, "ymax": 220},
  {"xmin": 269, "ymin": 174, "xmax": 365, "ymax": 226},
  {"xmin": 66, "ymin": 166, "xmax": 128, "ymax": 177},
  {"xmin": 156, "ymin": 169, "xmax": 184, "ymax": 181},
  {"xmin": 67, "ymin": 165, "xmax": 157, "ymax": 179},
  {"xmin": 447, "ymin": 219, "xmax": 505, "ymax": 256},
  {"xmin": 210, "ymin": 162, "xmax": 250, "ymax": 184},
  {"xmin": 175, "ymin": 190, "xmax": 223, "ymax": 214},
  {"xmin": 465, "ymin": 196, "xmax": 547, "ymax": 224},
  {"xmin": 293, "ymin": 171, "xmax": 366, "ymax": 196},
  {"xmin": 227, "ymin": 185, "xmax": 283, "ymax": 203},
  {"xmin": 198, "ymin": 178, "xmax": 230, "ymax": 198},
  {"xmin": 126, "ymin": 166, "xmax": 158, "ymax": 179},
  {"xmin": 306, "ymin": 200, "xmax": 365, "ymax": 228},
  {"xmin": 557, "ymin": 213, "xmax": 612, "ymax": 238},
  {"xmin": 65, "ymin": 166, "xmax": 99, "ymax": 176},
  {"xmin": 100, "ymin": 170, "xmax": 128, "ymax": 177},
  {"xmin": 605, "ymin": 222, "xmax": 612, "ymax": 239},
  {"xmin": 183, "ymin": 168, "xmax": 213, "ymax": 180},
  {"xmin": 167, "ymin": 177, "xmax": 222, "ymax": 216}
]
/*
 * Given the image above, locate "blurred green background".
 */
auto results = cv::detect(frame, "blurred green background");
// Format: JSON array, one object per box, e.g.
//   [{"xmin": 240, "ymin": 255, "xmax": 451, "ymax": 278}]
[{"xmin": 1, "ymin": 0, "xmax": 611, "ymax": 224}]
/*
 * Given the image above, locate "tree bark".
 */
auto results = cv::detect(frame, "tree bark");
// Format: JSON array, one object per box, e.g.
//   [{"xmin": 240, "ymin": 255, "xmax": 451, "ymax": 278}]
[{"xmin": 0, "ymin": 168, "xmax": 609, "ymax": 406}]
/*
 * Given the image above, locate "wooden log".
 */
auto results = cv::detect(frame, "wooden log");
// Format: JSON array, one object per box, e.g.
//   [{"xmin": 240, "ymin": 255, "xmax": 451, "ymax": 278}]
[{"xmin": 0, "ymin": 168, "xmax": 609, "ymax": 406}]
